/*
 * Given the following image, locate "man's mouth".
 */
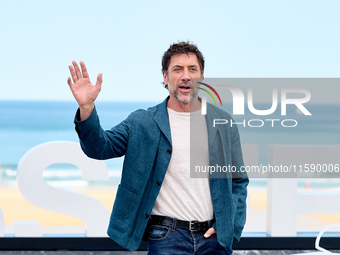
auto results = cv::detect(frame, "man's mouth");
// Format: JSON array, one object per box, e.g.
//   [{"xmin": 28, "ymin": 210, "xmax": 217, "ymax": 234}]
[{"xmin": 179, "ymin": 85, "xmax": 191, "ymax": 93}]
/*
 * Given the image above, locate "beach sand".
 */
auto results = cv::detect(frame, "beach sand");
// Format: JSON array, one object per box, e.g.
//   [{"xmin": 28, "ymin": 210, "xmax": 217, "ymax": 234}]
[
  {"xmin": 0, "ymin": 187, "xmax": 116, "ymax": 227},
  {"xmin": 0, "ymin": 188, "xmax": 339, "ymax": 234}
]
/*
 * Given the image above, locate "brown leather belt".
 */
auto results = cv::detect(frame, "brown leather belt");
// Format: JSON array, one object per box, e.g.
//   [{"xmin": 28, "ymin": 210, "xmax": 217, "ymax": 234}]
[{"xmin": 149, "ymin": 215, "xmax": 215, "ymax": 232}]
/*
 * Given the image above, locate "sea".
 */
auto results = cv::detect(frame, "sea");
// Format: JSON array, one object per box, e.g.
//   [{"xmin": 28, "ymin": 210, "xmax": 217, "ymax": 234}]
[
  {"xmin": 0, "ymin": 100, "xmax": 340, "ymax": 190},
  {"xmin": 0, "ymin": 100, "xmax": 155, "ymax": 189}
]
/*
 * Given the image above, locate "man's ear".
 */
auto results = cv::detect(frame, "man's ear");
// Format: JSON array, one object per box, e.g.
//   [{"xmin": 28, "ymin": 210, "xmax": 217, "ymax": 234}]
[{"xmin": 163, "ymin": 71, "xmax": 168, "ymax": 86}]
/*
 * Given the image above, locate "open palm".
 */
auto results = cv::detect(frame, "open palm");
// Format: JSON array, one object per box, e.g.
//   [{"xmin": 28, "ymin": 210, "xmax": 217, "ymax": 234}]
[{"xmin": 67, "ymin": 61, "xmax": 103, "ymax": 108}]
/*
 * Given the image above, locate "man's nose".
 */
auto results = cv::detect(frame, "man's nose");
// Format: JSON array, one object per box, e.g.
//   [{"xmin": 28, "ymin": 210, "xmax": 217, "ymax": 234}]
[{"xmin": 181, "ymin": 68, "xmax": 191, "ymax": 81}]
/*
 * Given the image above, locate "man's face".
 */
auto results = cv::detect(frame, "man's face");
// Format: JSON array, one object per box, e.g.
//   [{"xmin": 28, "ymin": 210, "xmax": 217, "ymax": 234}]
[{"xmin": 163, "ymin": 53, "xmax": 203, "ymax": 104}]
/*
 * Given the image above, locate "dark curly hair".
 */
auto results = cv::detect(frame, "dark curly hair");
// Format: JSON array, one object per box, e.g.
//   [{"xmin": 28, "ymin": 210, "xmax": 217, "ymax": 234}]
[{"xmin": 162, "ymin": 41, "xmax": 204, "ymax": 89}]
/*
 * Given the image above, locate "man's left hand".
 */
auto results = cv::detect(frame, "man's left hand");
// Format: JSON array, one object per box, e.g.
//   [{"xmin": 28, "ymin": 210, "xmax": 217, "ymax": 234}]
[{"xmin": 204, "ymin": 227, "xmax": 216, "ymax": 238}]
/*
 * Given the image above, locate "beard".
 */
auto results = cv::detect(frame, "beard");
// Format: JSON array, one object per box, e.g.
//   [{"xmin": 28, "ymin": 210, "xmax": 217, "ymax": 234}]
[{"xmin": 169, "ymin": 81, "xmax": 199, "ymax": 104}]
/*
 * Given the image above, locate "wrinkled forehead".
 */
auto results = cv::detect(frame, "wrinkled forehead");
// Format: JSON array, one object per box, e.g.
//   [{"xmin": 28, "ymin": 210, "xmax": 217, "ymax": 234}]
[{"xmin": 168, "ymin": 53, "xmax": 200, "ymax": 68}]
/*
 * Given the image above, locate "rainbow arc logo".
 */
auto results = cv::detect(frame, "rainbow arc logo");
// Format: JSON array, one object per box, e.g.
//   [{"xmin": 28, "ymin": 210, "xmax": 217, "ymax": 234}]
[{"xmin": 197, "ymin": 82, "xmax": 222, "ymax": 106}]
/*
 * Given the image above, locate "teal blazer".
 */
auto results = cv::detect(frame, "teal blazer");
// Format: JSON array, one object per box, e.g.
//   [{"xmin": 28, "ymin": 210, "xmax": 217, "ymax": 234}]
[{"xmin": 75, "ymin": 97, "xmax": 248, "ymax": 251}]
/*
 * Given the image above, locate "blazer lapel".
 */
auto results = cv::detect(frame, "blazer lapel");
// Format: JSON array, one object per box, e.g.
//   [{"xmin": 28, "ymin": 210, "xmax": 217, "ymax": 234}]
[
  {"xmin": 206, "ymin": 103, "xmax": 219, "ymax": 152},
  {"xmin": 151, "ymin": 98, "xmax": 221, "ymax": 147},
  {"xmin": 152, "ymin": 97, "xmax": 172, "ymax": 145}
]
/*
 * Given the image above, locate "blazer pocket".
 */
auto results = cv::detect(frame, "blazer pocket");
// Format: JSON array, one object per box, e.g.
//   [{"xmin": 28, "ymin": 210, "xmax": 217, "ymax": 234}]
[{"xmin": 109, "ymin": 185, "xmax": 140, "ymax": 233}]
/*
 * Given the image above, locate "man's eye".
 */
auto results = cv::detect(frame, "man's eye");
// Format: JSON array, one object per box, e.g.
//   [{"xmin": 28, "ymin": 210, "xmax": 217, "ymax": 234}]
[{"xmin": 190, "ymin": 68, "xmax": 198, "ymax": 71}]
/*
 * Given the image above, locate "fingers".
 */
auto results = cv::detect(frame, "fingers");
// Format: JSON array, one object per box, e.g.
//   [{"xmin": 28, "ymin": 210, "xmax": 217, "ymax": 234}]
[
  {"xmin": 68, "ymin": 64, "xmax": 78, "ymax": 83},
  {"xmin": 96, "ymin": 73, "xmax": 103, "ymax": 89},
  {"xmin": 68, "ymin": 61, "xmax": 101, "ymax": 89},
  {"xmin": 204, "ymin": 227, "xmax": 216, "ymax": 238},
  {"xmin": 72, "ymin": 61, "xmax": 82, "ymax": 81},
  {"xmin": 80, "ymin": 61, "xmax": 89, "ymax": 78},
  {"xmin": 69, "ymin": 61, "xmax": 88, "ymax": 83},
  {"xmin": 67, "ymin": 77, "xmax": 73, "ymax": 87}
]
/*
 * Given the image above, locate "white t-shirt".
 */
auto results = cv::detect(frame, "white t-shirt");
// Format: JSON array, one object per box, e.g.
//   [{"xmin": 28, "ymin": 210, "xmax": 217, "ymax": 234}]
[{"xmin": 151, "ymin": 107, "xmax": 214, "ymax": 221}]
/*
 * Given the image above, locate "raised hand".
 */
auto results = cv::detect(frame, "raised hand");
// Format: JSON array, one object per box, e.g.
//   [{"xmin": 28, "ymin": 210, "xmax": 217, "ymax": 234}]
[{"xmin": 67, "ymin": 61, "xmax": 103, "ymax": 120}]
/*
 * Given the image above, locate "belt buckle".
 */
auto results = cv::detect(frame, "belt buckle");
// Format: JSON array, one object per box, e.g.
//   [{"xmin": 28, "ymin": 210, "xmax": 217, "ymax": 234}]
[{"xmin": 189, "ymin": 220, "xmax": 198, "ymax": 232}]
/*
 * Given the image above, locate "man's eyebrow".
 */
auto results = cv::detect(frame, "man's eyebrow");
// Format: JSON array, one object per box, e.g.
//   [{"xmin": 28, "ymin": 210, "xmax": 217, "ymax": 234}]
[
  {"xmin": 188, "ymin": 65, "xmax": 199, "ymax": 68},
  {"xmin": 171, "ymin": 65, "xmax": 183, "ymax": 69},
  {"xmin": 171, "ymin": 64, "xmax": 199, "ymax": 69}
]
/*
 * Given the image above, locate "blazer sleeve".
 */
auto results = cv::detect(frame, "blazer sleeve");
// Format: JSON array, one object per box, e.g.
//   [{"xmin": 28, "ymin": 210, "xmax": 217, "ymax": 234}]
[{"xmin": 74, "ymin": 106, "xmax": 130, "ymax": 160}]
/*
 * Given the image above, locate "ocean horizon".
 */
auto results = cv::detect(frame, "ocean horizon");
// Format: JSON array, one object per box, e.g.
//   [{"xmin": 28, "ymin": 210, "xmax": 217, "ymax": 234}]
[{"xmin": 1, "ymin": 100, "xmax": 340, "ymax": 187}]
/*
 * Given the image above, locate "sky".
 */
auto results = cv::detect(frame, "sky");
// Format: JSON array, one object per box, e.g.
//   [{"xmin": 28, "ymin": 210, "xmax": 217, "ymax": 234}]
[{"xmin": 1, "ymin": 0, "xmax": 339, "ymax": 102}]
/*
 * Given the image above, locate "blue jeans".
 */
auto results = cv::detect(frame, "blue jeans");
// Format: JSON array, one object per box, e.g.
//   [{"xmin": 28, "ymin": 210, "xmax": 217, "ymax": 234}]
[{"xmin": 147, "ymin": 223, "xmax": 233, "ymax": 255}]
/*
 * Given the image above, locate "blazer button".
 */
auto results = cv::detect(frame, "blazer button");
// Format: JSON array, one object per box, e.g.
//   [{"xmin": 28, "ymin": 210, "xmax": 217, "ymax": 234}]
[
  {"xmin": 167, "ymin": 149, "xmax": 171, "ymax": 155},
  {"xmin": 145, "ymin": 213, "xmax": 149, "ymax": 218},
  {"xmin": 156, "ymin": 181, "xmax": 161, "ymax": 186}
]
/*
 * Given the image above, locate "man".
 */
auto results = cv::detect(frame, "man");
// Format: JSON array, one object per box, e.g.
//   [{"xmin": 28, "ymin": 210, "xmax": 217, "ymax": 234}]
[{"xmin": 68, "ymin": 41, "xmax": 248, "ymax": 254}]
